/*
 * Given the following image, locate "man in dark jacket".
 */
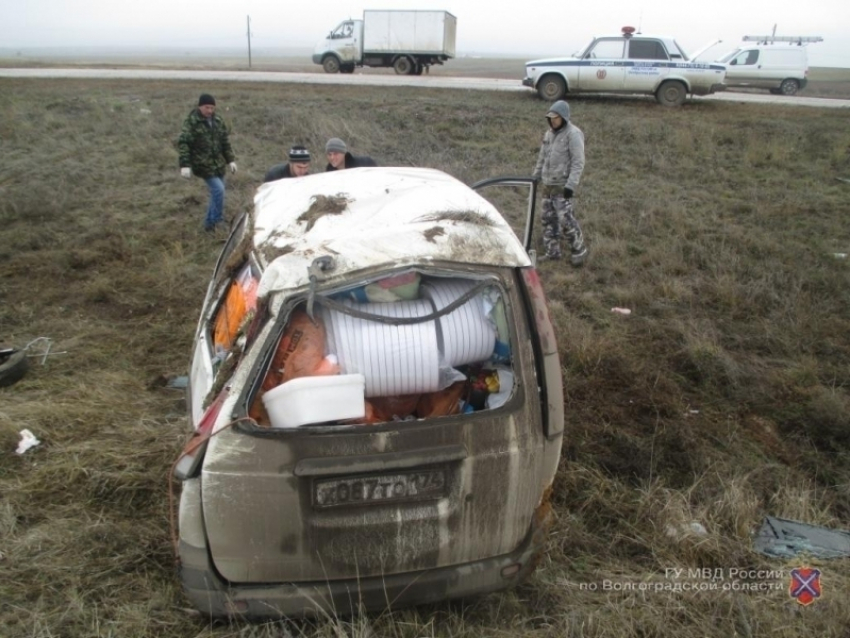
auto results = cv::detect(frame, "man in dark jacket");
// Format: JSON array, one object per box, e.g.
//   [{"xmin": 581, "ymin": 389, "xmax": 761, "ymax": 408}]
[
  {"xmin": 324, "ymin": 138, "xmax": 377, "ymax": 171},
  {"xmin": 263, "ymin": 146, "xmax": 312, "ymax": 183},
  {"xmin": 178, "ymin": 93, "xmax": 237, "ymax": 232}
]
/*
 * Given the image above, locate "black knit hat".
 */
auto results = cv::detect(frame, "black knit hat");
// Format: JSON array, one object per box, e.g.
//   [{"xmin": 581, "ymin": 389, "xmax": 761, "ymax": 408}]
[
  {"xmin": 288, "ymin": 145, "xmax": 311, "ymax": 162},
  {"xmin": 198, "ymin": 93, "xmax": 216, "ymax": 106}
]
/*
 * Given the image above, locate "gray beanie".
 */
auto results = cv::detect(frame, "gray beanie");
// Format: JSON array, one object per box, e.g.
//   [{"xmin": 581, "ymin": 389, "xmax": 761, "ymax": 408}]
[
  {"xmin": 545, "ymin": 100, "xmax": 570, "ymax": 121},
  {"xmin": 325, "ymin": 137, "xmax": 347, "ymax": 154}
]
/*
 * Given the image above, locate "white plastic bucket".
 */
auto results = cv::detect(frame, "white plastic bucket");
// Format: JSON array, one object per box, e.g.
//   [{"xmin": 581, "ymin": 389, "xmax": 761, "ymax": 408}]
[
  {"xmin": 322, "ymin": 300, "xmax": 440, "ymax": 397},
  {"xmin": 420, "ymin": 279, "xmax": 496, "ymax": 367},
  {"xmin": 262, "ymin": 374, "xmax": 366, "ymax": 428}
]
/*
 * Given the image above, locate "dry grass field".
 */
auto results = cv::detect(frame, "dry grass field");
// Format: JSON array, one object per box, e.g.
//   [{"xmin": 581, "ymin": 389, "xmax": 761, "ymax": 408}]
[{"xmin": 1, "ymin": 69, "xmax": 850, "ymax": 638}]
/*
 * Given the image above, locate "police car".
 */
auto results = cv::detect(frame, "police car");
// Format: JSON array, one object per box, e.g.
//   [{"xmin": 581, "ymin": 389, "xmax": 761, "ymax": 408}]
[{"xmin": 522, "ymin": 27, "xmax": 727, "ymax": 106}]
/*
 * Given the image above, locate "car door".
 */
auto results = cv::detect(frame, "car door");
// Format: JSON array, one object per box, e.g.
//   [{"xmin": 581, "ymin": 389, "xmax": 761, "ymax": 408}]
[
  {"xmin": 725, "ymin": 49, "xmax": 761, "ymax": 86},
  {"xmin": 577, "ymin": 37, "xmax": 627, "ymax": 91},
  {"xmin": 624, "ymin": 37, "xmax": 670, "ymax": 92}
]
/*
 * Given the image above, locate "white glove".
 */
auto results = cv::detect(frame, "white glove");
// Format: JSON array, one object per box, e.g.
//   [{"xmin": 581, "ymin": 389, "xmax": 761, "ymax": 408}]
[
  {"xmin": 180, "ymin": 167, "xmax": 191, "ymax": 179},
  {"xmin": 229, "ymin": 162, "xmax": 237, "ymax": 174}
]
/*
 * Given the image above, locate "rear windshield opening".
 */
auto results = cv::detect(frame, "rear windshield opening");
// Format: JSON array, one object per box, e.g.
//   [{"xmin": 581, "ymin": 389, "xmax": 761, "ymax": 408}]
[{"xmin": 247, "ymin": 271, "xmax": 516, "ymax": 429}]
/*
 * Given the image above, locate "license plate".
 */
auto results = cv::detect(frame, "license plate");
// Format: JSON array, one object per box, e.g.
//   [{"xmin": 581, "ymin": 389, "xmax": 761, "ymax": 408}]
[{"xmin": 313, "ymin": 468, "xmax": 448, "ymax": 509}]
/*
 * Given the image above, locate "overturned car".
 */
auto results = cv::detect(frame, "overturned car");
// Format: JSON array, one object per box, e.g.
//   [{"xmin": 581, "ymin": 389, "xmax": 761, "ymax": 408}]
[{"xmin": 174, "ymin": 167, "xmax": 564, "ymax": 619}]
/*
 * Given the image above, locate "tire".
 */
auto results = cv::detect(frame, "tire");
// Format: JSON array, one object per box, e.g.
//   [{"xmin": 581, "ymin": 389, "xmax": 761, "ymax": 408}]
[
  {"xmin": 393, "ymin": 56, "xmax": 413, "ymax": 75},
  {"xmin": 414, "ymin": 64, "xmax": 424, "ymax": 76},
  {"xmin": 656, "ymin": 81, "xmax": 687, "ymax": 107},
  {"xmin": 0, "ymin": 348, "xmax": 29, "ymax": 388},
  {"xmin": 537, "ymin": 74, "xmax": 566, "ymax": 101},
  {"xmin": 322, "ymin": 56, "xmax": 341, "ymax": 74},
  {"xmin": 769, "ymin": 88, "xmax": 782, "ymax": 95},
  {"xmin": 780, "ymin": 79, "xmax": 800, "ymax": 96}
]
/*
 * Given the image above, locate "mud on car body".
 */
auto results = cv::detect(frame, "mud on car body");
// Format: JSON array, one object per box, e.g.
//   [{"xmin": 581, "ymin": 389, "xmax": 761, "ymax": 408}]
[
  {"xmin": 523, "ymin": 26, "xmax": 727, "ymax": 106},
  {"xmin": 174, "ymin": 167, "xmax": 564, "ymax": 619}
]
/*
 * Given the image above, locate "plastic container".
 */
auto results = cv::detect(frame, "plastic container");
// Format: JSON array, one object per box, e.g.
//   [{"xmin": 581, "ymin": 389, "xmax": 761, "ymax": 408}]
[{"xmin": 262, "ymin": 374, "xmax": 366, "ymax": 428}]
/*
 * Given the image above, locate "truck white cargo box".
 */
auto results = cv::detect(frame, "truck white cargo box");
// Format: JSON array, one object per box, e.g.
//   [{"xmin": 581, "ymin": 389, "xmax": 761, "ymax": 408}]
[{"xmin": 363, "ymin": 10, "xmax": 456, "ymax": 57}]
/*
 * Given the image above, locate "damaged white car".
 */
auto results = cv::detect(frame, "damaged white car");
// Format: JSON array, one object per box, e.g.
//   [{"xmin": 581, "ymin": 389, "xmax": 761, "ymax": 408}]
[{"xmin": 174, "ymin": 167, "xmax": 564, "ymax": 618}]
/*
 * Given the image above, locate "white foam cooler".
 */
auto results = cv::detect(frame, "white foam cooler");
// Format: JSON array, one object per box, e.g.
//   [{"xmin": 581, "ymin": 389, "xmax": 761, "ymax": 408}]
[{"xmin": 262, "ymin": 374, "xmax": 366, "ymax": 428}]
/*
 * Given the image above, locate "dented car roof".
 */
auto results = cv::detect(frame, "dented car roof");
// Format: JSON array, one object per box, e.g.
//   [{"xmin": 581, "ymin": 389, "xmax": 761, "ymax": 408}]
[{"xmin": 252, "ymin": 167, "xmax": 531, "ymax": 297}]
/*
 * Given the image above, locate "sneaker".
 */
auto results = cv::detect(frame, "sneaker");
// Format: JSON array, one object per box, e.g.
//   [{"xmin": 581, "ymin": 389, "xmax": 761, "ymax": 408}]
[{"xmin": 570, "ymin": 246, "xmax": 588, "ymax": 267}]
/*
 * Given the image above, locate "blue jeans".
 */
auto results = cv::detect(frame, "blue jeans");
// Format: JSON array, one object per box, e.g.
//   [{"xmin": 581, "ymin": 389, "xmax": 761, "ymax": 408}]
[{"xmin": 203, "ymin": 176, "xmax": 225, "ymax": 229}]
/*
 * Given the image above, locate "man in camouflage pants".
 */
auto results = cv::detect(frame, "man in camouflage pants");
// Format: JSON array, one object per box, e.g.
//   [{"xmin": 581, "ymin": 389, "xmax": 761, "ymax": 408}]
[
  {"xmin": 178, "ymin": 93, "xmax": 237, "ymax": 232},
  {"xmin": 532, "ymin": 100, "xmax": 587, "ymax": 266}
]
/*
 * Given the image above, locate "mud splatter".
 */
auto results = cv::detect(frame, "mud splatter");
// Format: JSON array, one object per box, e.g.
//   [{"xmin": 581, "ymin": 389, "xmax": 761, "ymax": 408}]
[
  {"xmin": 423, "ymin": 226, "xmax": 445, "ymax": 243},
  {"xmin": 417, "ymin": 210, "xmax": 496, "ymax": 227},
  {"xmin": 297, "ymin": 194, "xmax": 351, "ymax": 232}
]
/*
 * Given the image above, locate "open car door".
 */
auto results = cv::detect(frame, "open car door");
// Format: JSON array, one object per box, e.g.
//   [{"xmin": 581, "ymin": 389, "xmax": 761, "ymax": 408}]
[{"xmin": 471, "ymin": 176, "xmax": 538, "ymax": 256}]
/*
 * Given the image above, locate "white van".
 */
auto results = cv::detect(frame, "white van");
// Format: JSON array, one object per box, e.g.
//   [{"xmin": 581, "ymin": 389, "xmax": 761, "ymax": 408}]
[{"xmin": 718, "ymin": 45, "xmax": 809, "ymax": 95}]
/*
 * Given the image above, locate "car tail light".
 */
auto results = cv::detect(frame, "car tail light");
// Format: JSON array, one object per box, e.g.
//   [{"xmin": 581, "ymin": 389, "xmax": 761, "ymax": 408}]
[
  {"xmin": 520, "ymin": 267, "xmax": 558, "ymax": 356},
  {"xmin": 520, "ymin": 267, "xmax": 564, "ymax": 438},
  {"xmin": 173, "ymin": 389, "xmax": 228, "ymax": 480}
]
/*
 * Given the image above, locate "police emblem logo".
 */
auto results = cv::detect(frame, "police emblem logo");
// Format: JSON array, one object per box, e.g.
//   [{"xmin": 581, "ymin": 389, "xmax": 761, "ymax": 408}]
[{"xmin": 596, "ymin": 69, "xmax": 607, "ymax": 80}]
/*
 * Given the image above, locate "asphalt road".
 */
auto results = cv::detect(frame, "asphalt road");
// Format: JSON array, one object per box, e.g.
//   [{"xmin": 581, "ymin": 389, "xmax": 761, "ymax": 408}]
[{"xmin": 2, "ymin": 67, "xmax": 848, "ymax": 109}]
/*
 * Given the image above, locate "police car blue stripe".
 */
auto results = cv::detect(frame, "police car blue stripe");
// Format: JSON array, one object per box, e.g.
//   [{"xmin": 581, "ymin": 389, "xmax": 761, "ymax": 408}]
[{"xmin": 529, "ymin": 59, "xmax": 726, "ymax": 72}]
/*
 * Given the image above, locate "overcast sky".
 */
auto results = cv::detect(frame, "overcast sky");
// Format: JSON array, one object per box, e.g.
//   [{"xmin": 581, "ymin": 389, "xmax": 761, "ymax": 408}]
[{"xmin": 1, "ymin": 0, "xmax": 847, "ymax": 67}]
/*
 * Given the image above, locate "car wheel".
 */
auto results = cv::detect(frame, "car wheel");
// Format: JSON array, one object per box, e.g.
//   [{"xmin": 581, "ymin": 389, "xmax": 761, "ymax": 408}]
[
  {"xmin": 656, "ymin": 81, "xmax": 687, "ymax": 107},
  {"xmin": 0, "ymin": 348, "xmax": 29, "ymax": 388},
  {"xmin": 393, "ymin": 56, "xmax": 413, "ymax": 75},
  {"xmin": 537, "ymin": 75, "xmax": 566, "ymax": 101},
  {"xmin": 414, "ymin": 64, "xmax": 424, "ymax": 76},
  {"xmin": 780, "ymin": 79, "xmax": 800, "ymax": 96},
  {"xmin": 322, "ymin": 56, "xmax": 341, "ymax": 74}
]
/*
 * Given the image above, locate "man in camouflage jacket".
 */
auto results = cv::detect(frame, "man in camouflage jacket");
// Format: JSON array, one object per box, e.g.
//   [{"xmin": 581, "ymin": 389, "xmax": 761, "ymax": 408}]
[
  {"xmin": 532, "ymin": 99, "xmax": 587, "ymax": 265},
  {"xmin": 178, "ymin": 93, "xmax": 237, "ymax": 232}
]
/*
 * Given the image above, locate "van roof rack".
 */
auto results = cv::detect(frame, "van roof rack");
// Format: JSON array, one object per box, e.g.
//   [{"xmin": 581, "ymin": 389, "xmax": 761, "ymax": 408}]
[{"xmin": 742, "ymin": 35, "xmax": 823, "ymax": 45}]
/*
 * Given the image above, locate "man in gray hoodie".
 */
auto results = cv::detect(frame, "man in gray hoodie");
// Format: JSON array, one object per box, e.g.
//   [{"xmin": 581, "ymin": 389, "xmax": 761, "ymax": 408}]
[{"xmin": 532, "ymin": 100, "xmax": 587, "ymax": 265}]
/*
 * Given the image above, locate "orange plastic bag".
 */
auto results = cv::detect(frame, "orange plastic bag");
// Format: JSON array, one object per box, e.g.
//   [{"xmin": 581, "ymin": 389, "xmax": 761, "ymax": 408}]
[
  {"xmin": 262, "ymin": 310, "xmax": 328, "ymax": 391},
  {"xmin": 213, "ymin": 266, "xmax": 259, "ymax": 351},
  {"xmin": 371, "ymin": 394, "xmax": 421, "ymax": 422},
  {"xmin": 417, "ymin": 381, "xmax": 466, "ymax": 418}
]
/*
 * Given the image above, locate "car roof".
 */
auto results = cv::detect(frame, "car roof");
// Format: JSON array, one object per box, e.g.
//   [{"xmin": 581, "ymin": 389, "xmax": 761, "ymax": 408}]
[{"xmin": 252, "ymin": 167, "xmax": 531, "ymax": 298}]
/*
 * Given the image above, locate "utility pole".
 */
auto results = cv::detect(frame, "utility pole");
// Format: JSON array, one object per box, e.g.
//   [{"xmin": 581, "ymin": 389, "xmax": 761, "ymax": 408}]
[{"xmin": 247, "ymin": 15, "xmax": 253, "ymax": 69}]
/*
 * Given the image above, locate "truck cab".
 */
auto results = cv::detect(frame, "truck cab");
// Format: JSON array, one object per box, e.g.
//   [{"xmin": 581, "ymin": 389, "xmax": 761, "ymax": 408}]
[
  {"xmin": 312, "ymin": 20, "xmax": 364, "ymax": 74},
  {"xmin": 523, "ymin": 26, "xmax": 727, "ymax": 106}
]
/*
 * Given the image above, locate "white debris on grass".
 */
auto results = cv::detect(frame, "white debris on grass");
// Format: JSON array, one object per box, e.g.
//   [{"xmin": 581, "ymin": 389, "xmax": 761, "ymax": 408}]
[{"xmin": 16, "ymin": 429, "xmax": 40, "ymax": 454}]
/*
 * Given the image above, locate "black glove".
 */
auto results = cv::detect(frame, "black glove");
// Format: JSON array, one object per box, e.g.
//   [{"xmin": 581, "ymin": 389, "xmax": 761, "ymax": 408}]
[{"xmin": 563, "ymin": 187, "xmax": 574, "ymax": 199}]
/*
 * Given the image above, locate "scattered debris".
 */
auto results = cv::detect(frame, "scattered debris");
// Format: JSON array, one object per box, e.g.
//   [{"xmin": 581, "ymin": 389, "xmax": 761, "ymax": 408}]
[
  {"xmin": 25, "ymin": 337, "xmax": 67, "ymax": 364},
  {"xmin": 16, "ymin": 429, "xmax": 40, "ymax": 454},
  {"xmin": 167, "ymin": 376, "xmax": 189, "ymax": 389},
  {"xmin": 754, "ymin": 516, "xmax": 850, "ymax": 559},
  {"xmin": 666, "ymin": 520, "xmax": 708, "ymax": 540},
  {"xmin": 832, "ymin": 253, "xmax": 847, "ymax": 259},
  {"xmin": 0, "ymin": 347, "xmax": 29, "ymax": 387},
  {"xmin": 836, "ymin": 177, "xmax": 850, "ymax": 184},
  {"xmin": 611, "ymin": 307, "xmax": 632, "ymax": 315}
]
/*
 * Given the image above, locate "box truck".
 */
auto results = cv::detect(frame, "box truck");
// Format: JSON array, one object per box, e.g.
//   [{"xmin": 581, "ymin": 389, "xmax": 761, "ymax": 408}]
[{"xmin": 312, "ymin": 10, "xmax": 457, "ymax": 75}]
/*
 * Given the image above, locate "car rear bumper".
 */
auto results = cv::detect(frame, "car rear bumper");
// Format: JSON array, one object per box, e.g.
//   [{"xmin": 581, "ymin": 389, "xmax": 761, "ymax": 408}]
[
  {"xmin": 179, "ymin": 521, "xmax": 545, "ymax": 619},
  {"xmin": 522, "ymin": 77, "xmax": 534, "ymax": 88},
  {"xmin": 311, "ymin": 53, "xmax": 323, "ymax": 64}
]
